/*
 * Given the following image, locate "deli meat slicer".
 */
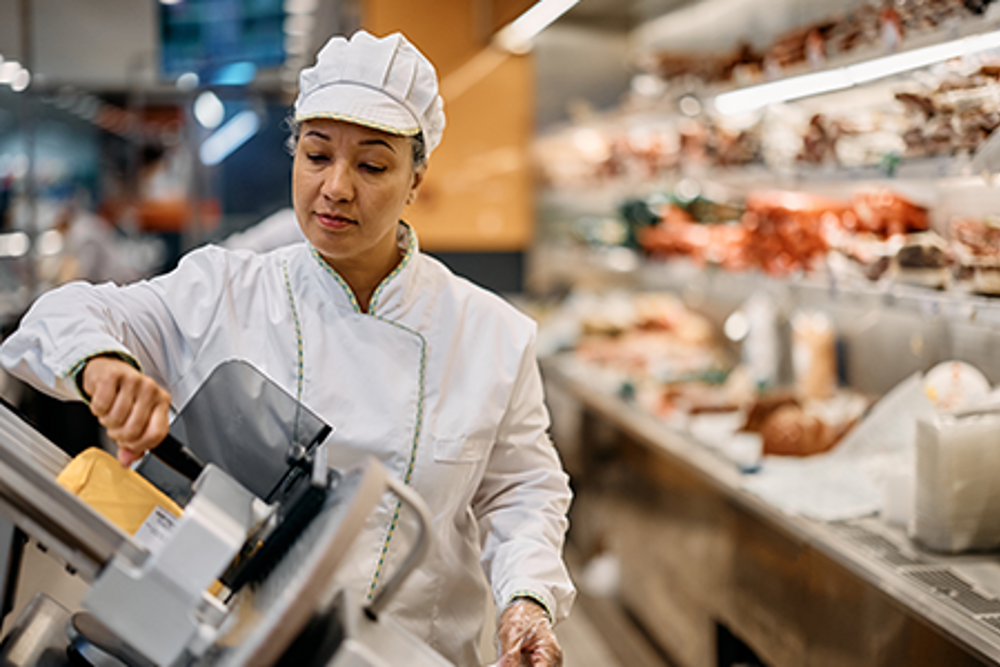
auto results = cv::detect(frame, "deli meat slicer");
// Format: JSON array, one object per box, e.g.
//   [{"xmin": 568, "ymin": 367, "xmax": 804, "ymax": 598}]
[{"xmin": 0, "ymin": 360, "xmax": 453, "ymax": 667}]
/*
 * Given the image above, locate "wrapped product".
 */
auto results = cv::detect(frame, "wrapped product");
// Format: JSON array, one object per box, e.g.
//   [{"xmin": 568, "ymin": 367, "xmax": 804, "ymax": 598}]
[
  {"xmin": 792, "ymin": 310, "xmax": 837, "ymax": 401},
  {"xmin": 759, "ymin": 404, "xmax": 834, "ymax": 457},
  {"xmin": 740, "ymin": 190, "xmax": 848, "ymax": 275},
  {"xmin": 950, "ymin": 217, "xmax": 1000, "ymax": 295},
  {"xmin": 923, "ymin": 360, "xmax": 991, "ymax": 411},
  {"xmin": 57, "ymin": 447, "xmax": 183, "ymax": 538},
  {"xmin": 894, "ymin": 231, "xmax": 952, "ymax": 289},
  {"xmin": 913, "ymin": 412, "xmax": 1000, "ymax": 553},
  {"xmin": 847, "ymin": 188, "xmax": 930, "ymax": 238}
]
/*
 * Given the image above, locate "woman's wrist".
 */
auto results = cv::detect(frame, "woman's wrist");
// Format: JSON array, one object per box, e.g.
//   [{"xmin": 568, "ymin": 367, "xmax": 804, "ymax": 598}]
[
  {"xmin": 73, "ymin": 351, "xmax": 140, "ymax": 402},
  {"xmin": 503, "ymin": 591, "xmax": 553, "ymax": 625}
]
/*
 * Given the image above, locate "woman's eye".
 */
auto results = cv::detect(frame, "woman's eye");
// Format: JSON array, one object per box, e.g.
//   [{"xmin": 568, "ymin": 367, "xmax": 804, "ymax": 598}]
[
  {"xmin": 361, "ymin": 163, "xmax": 387, "ymax": 173},
  {"xmin": 306, "ymin": 153, "xmax": 329, "ymax": 163}
]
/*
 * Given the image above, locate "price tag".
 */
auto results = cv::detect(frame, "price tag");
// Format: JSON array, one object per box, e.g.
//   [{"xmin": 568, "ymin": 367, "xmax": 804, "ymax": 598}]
[{"xmin": 133, "ymin": 505, "xmax": 179, "ymax": 554}]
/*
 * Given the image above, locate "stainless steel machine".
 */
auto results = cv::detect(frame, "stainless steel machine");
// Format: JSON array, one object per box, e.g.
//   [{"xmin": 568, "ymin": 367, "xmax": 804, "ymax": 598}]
[{"xmin": 0, "ymin": 360, "xmax": 453, "ymax": 667}]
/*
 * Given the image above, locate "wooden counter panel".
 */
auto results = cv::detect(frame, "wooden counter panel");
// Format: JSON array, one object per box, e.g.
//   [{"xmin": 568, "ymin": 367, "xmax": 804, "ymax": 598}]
[{"xmin": 558, "ymin": 382, "xmax": 994, "ymax": 667}]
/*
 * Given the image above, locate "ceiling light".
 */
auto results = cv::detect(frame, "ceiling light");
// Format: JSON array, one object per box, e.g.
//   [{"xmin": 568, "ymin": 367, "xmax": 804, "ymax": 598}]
[
  {"xmin": 194, "ymin": 91, "xmax": 225, "ymax": 129},
  {"xmin": 10, "ymin": 68, "xmax": 30, "ymax": 92},
  {"xmin": 715, "ymin": 69, "xmax": 851, "ymax": 116},
  {"xmin": 0, "ymin": 232, "xmax": 30, "ymax": 258},
  {"xmin": 200, "ymin": 110, "xmax": 260, "ymax": 166},
  {"xmin": 211, "ymin": 62, "xmax": 257, "ymax": 86},
  {"xmin": 714, "ymin": 28, "xmax": 1000, "ymax": 116},
  {"xmin": 176, "ymin": 72, "xmax": 200, "ymax": 91},
  {"xmin": 0, "ymin": 60, "xmax": 20, "ymax": 84},
  {"xmin": 36, "ymin": 230, "xmax": 63, "ymax": 256},
  {"xmin": 493, "ymin": 0, "xmax": 580, "ymax": 54},
  {"xmin": 846, "ymin": 40, "xmax": 966, "ymax": 84}
]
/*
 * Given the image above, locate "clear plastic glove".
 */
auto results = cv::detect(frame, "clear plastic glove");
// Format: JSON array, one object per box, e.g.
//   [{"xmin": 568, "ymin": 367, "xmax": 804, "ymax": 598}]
[{"xmin": 495, "ymin": 598, "xmax": 562, "ymax": 667}]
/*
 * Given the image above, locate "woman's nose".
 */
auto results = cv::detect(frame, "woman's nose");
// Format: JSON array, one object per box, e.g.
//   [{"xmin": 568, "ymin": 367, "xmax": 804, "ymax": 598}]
[{"xmin": 321, "ymin": 161, "xmax": 354, "ymax": 202}]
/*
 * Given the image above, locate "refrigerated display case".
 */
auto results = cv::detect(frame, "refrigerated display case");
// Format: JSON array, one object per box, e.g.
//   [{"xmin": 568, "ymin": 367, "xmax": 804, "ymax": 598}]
[{"xmin": 533, "ymin": 2, "xmax": 1000, "ymax": 665}]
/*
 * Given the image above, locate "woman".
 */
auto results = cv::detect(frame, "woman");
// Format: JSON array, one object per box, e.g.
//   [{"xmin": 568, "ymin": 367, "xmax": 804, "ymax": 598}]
[{"xmin": 0, "ymin": 30, "xmax": 574, "ymax": 667}]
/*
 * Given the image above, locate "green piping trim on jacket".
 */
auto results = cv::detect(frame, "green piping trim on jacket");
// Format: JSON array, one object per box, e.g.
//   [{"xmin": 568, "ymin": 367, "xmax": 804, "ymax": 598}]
[
  {"xmin": 302, "ymin": 239, "xmax": 427, "ymax": 601},
  {"xmin": 282, "ymin": 260, "xmax": 306, "ymax": 445},
  {"xmin": 368, "ymin": 225, "xmax": 417, "ymax": 315},
  {"xmin": 365, "ymin": 320, "xmax": 426, "ymax": 601},
  {"xmin": 307, "ymin": 222, "xmax": 416, "ymax": 316},
  {"xmin": 310, "ymin": 245, "xmax": 362, "ymax": 312}
]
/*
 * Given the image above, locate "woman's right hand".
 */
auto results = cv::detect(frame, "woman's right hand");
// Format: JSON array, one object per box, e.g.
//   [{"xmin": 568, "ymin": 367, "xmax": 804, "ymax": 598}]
[{"xmin": 81, "ymin": 356, "xmax": 172, "ymax": 466}]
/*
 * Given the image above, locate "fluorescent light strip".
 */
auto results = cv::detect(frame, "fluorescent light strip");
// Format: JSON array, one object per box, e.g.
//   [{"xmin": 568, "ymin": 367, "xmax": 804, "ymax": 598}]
[
  {"xmin": 846, "ymin": 40, "xmax": 965, "ymax": 84},
  {"xmin": 0, "ymin": 232, "xmax": 30, "ymax": 258},
  {"xmin": 715, "ymin": 69, "xmax": 852, "ymax": 115},
  {"xmin": 0, "ymin": 60, "xmax": 20, "ymax": 84},
  {"xmin": 715, "ymin": 29, "xmax": 1000, "ymax": 115},
  {"xmin": 200, "ymin": 110, "xmax": 260, "ymax": 166},
  {"xmin": 494, "ymin": 0, "xmax": 580, "ymax": 54}
]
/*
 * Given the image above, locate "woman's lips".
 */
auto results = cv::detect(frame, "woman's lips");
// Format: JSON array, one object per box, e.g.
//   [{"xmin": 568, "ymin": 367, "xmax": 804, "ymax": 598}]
[{"xmin": 316, "ymin": 212, "xmax": 356, "ymax": 230}]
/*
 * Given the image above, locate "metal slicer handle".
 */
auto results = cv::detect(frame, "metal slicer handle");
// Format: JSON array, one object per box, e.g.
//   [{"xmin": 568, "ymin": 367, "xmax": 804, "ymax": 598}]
[
  {"xmin": 151, "ymin": 434, "xmax": 205, "ymax": 481},
  {"xmin": 364, "ymin": 472, "xmax": 433, "ymax": 619}
]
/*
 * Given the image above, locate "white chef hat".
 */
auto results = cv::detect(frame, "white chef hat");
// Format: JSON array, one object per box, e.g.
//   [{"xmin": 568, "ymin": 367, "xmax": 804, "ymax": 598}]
[{"xmin": 294, "ymin": 30, "xmax": 446, "ymax": 158}]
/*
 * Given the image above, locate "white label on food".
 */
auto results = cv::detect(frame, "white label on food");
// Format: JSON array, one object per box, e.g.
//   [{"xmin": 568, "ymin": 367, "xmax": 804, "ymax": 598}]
[{"xmin": 133, "ymin": 505, "xmax": 178, "ymax": 553}]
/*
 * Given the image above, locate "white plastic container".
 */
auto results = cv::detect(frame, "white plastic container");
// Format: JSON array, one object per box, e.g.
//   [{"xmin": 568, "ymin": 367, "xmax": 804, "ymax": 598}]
[{"xmin": 912, "ymin": 412, "xmax": 1000, "ymax": 553}]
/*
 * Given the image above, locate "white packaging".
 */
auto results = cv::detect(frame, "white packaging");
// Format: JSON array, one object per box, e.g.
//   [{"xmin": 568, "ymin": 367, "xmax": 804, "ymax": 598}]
[
  {"xmin": 880, "ymin": 471, "xmax": 915, "ymax": 529},
  {"xmin": 741, "ymin": 293, "xmax": 780, "ymax": 389},
  {"xmin": 791, "ymin": 310, "xmax": 837, "ymax": 401},
  {"xmin": 912, "ymin": 412, "xmax": 1000, "ymax": 553}
]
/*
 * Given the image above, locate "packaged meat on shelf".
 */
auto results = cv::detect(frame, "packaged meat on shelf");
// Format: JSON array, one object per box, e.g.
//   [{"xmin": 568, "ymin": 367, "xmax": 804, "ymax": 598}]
[
  {"xmin": 531, "ymin": 1, "xmax": 1000, "ymax": 300},
  {"xmin": 534, "ymin": 286, "xmax": 872, "ymax": 470},
  {"xmin": 528, "ymin": 0, "xmax": 1000, "ymax": 528}
]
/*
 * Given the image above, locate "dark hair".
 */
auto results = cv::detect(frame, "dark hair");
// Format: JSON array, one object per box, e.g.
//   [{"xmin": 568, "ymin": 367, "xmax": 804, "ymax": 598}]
[
  {"xmin": 410, "ymin": 132, "xmax": 427, "ymax": 168},
  {"xmin": 284, "ymin": 115, "xmax": 428, "ymax": 168}
]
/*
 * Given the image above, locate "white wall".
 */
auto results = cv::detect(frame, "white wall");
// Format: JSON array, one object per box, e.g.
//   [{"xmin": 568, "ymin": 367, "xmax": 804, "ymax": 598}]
[
  {"xmin": 31, "ymin": 0, "xmax": 159, "ymax": 88},
  {"xmin": 0, "ymin": 0, "xmax": 23, "ymax": 61},
  {"xmin": 0, "ymin": 0, "xmax": 349, "ymax": 91},
  {"xmin": 534, "ymin": 24, "xmax": 632, "ymax": 130},
  {"xmin": 0, "ymin": 0, "xmax": 157, "ymax": 88}
]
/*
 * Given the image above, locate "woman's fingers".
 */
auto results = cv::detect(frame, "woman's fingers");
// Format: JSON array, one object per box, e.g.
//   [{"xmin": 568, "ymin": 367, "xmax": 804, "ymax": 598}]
[
  {"xmin": 82, "ymin": 355, "xmax": 172, "ymax": 464},
  {"xmin": 116, "ymin": 446, "xmax": 143, "ymax": 467},
  {"xmin": 99, "ymin": 369, "xmax": 140, "ymax": 431},
  {"xmin": 105, "ymin": 373, "xmax": 169, "ymax": 444},
  {"xmin": 116, "ymin": 392, "xmax": 171, "ymax": 454},
  {"xmin": 84, "ymin": 357, "xmax": 125, "ymax": 419}
]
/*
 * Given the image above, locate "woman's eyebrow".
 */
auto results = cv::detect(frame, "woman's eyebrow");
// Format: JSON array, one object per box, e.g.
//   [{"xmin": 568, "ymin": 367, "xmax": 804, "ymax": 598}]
[
  {"xmin": 301, "ymin": 132, "xmax": 395, "ymax": 152},
  {"xmin": 360, "ymin": 138, "xmax": 396, "ymax": 152}
]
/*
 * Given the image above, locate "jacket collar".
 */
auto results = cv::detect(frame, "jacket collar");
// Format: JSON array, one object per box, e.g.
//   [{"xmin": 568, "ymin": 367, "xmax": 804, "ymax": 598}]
[{"xmin": 307, "ymin": 221, "xmax": 419, "ymax": 318}]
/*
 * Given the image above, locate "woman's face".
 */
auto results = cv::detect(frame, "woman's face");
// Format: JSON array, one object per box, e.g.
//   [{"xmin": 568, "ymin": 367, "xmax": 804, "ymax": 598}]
[{"xmin": 293, "ymin": 118, "xmax": 424, "ymax": 269}]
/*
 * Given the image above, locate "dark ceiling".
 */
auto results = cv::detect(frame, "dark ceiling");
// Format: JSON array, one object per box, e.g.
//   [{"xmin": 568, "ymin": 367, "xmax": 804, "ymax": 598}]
[{"xmin": 560, "ymin": 0, "xmax": 697, "ymax": 31}]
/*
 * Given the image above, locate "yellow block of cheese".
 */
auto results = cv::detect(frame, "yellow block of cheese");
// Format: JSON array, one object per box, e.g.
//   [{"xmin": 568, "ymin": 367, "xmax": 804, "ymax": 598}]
[{"xmin": 56, "ymin": 447, "xmax": 183, "ymax": 536}]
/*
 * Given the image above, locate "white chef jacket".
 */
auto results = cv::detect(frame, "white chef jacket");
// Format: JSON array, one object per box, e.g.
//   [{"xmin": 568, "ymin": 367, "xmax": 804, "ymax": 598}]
[{"xmin": 0, "ymin": 223, "xmax": 576, "ymax": 666}]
